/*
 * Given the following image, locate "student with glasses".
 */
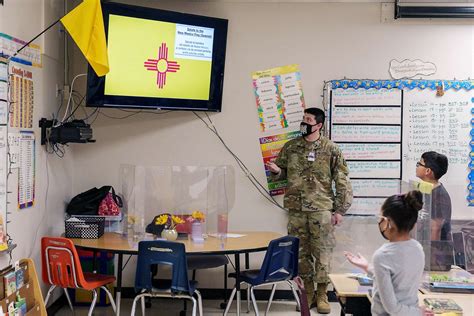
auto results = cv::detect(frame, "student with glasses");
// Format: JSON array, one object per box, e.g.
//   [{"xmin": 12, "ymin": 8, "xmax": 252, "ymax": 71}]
[
  {"xmin": 416, "ymin": 151, "xmax": 451, "ymax": 241},
  {"xmin": 344, "ymin": 191, "xmax": 428, "ymax": 316}
]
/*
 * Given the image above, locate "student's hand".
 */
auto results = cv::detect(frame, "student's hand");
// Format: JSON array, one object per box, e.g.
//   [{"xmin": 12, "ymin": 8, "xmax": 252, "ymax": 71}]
[
  {"xmin": 266, "ymin": 162, "xmax": 281, "ymax": 174},
  {"xmin": 344, "ymin": 252, "xmax": 369, "ymax": 272},
  {"xmin": 332, "ymin": 213, "xmax": 343, "ymax": 226}
]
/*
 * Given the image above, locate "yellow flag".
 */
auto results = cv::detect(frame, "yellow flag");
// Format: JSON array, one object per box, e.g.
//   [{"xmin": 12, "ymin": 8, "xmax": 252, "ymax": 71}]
[{"xmin": 60, "ymin": 0, "xmax": 109, "ymax": 76}]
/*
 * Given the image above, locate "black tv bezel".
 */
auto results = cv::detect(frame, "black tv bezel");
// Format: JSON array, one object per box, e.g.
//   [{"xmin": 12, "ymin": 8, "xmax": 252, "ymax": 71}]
[{"xmin": 86, "ymin": 2, "xmax": 228, "ymax": 112}]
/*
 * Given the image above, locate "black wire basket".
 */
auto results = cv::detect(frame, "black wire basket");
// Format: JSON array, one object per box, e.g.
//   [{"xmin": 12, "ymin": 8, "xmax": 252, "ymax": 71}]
[{"xmin": 65, "ymin": 216, "xmax": 105, "ymax": 239}]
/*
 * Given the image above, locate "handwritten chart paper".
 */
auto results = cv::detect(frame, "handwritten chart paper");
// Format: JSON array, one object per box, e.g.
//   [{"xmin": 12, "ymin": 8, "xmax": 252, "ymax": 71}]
[
  {"xmin": 260, "ymin": 131, "xmax": 300, "ymax": 196},
  {"xmin": 352, "ymin": 179, "xmax": 401, "ymax": 197},
  {"xmin": 339, "ymin": 143, "xmax": 401, "ymax": 160},
  {"xmin": 350, "ymin": 198, "xmax": 386, "ymax": 215},
  {"xmin": 401, "ymin": 89, "xmax": 472, "ymax": 213},
  {"xmin": 331, "ymin": 106, "xmax": 401, "ymax": 124},
  {"xmin": 7, "ymin": 133, "xmax": 20, "ymax": 169},
  {"xmin": 402, "ymin": 89, "xmax": 471, "ymax": 175},
  {"xmin": 348, "ymin": 161, "xmax": 401, "ymax": 179},
  {"xmin": 252, "ymin": 64, "xmax": 305, "ymax": 132},
  {"xmin": 18, "ymin": 131, "xmax": 35, "ymax": 209},
  {"xmin": 331, "ymin": 125, "xmax": 401, "ymax": 142},
  {"xmin": 332, "ymin": 88, "xmax": 401, "ymax": 106},
  {"xmin": 330, "ymin": 88, "xmax": 403, "ymax": 215}
]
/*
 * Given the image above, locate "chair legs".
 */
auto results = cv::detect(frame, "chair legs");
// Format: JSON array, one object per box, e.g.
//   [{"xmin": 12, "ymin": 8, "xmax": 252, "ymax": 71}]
[
  {"xmin": 264, "ymin": 284, "xmax": 277, "ymax": 316},
  {"xmin": 44, "ymin": 285, "xmax": 57, "ymax": 307},
  {"xmin": 223, "ymin": 287, "xmax": 237, "ymax": 316},
  {"xmin": 195, "ymin": 290, "xmax": 203, "ymax": 316},
  {"xmin": 141, "ymin": 296, "xmax": 146, "ymax": 315},
  {"xmin": 232, "ymin": 280, "xmax": 301, "ymax": 316},
  {"xmin": 44, "ymin": 284, "xmax": 116, "ymax": 315},
  {"xmin": 131, "ymin": 293, "xmax": 147, "ymax": 316},
  {"xmin": 63, "ymin": 288, "xmax": 74, "ymax": 312},
  {"xmin": 288, "ymin": 280, "xmax": 301, "ymax": 312},
  {"xmin": 131, "ymin": 291, "xmax": 203, "ymax": 316},
  {"xmin": 247, "ymin": 283, "xmax": 251, "ymax": 313},
  {"xmin": 88, "ymin": 289, "xmax": 98, "ymax": 316},
  {"xmin": 250, "ymin": 286, "xmax": 259, "ymax": 316},
  {"xmin": 101, "ymin": 285, "xmax": 117, "ymax": 313}
]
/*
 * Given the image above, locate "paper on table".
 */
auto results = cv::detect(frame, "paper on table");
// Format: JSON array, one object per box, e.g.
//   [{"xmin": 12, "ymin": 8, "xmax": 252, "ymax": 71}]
[{"xmin": 208, "ymin": 233, "xmax": 246, "ymax": 238}]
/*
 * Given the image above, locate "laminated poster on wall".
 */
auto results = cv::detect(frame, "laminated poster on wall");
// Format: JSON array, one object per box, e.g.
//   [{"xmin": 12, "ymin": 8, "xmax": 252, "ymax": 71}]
[
  {"xmin": 0, "ymin": 126, "xmax": 7, "ymax": 250},
  {"xmin": 9, "ymin": 65, "xmax": 34, "ymax": 128},
  {"xmin": 0, "ymin": 32, "xmax": 42, "ymax": 67},
  {"xmin": 18, "ymin": 131, "xmax": 35, "ymax": 209},
  {"xmin": 0, "ymin": 58, "xmax": 7, "ymax": 126},
  {"xmin": 7, "ymin": 133, "xmax": 20, "ymax": 169},
  {"xmin": 252, "ymin": 64, "xmax": 306, "ymax": 132},
  {"xmin": 259, "ymin": 131, "xmax": 300, "ymax": 196}
]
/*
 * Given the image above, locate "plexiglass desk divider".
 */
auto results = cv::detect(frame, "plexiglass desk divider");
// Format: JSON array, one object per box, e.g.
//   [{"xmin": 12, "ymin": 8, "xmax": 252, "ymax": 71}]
[{"xmin": 120, "ymin": 165, "xmax": 234, "ymax": 243}]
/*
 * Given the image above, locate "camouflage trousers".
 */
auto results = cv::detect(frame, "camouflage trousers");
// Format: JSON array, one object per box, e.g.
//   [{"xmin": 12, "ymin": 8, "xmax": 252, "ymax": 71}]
[{"xmin": 288, "ymin": 209, "xmax": 336, "ymax": 285}]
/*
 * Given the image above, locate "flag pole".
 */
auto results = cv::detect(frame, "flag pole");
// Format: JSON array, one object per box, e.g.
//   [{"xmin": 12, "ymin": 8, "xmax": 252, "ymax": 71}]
[{"xmin": 9, "ymin": 18, "xmax": 61, "ymax": 59}]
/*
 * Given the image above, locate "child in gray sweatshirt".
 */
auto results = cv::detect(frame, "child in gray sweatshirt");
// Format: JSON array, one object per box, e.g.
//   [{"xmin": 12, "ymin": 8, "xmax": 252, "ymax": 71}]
[{"xmin": 344, "ymin": 191, "xmax": 426, "ymax": 316}]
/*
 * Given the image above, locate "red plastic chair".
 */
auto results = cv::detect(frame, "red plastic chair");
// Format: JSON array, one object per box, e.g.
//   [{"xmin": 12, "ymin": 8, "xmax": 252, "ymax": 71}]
[{"xmin": 41, "ymin": 236, "xmax": 116, "ymax": 316}]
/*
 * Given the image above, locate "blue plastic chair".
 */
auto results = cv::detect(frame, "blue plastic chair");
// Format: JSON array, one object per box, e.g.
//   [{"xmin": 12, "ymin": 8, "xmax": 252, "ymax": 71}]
[
  {"xmin": 131, "ymin": 240, "xmax": 203, "ymax": 316},
  {"xmin": 223, "ymin": 236, "xmax": 300, "ymax": 316}
]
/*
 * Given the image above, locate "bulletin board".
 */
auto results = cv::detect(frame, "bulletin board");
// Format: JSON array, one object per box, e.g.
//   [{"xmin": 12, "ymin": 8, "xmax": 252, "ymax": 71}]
[
  {"xmin": 328, "ymin": 79, "xmax": 474, "ymax": 219},
  {"xmin": 0, "ymin": 32, "xmax": 41, "ymax": 251}
]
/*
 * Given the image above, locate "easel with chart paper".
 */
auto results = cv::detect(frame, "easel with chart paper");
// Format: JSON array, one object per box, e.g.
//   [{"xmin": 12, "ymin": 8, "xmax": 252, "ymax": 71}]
[{"xmin": 328, "ymin": 79, "xmax": 474, "ymax": 218}]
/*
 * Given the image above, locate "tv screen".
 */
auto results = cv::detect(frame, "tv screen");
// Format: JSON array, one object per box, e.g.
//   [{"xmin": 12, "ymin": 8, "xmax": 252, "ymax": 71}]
[{"xmin": 86, "ymin": 3, "xmax": 228, "ymax": 111}]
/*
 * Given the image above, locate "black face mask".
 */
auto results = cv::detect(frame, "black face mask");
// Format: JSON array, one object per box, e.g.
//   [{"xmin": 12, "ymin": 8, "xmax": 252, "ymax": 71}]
[{"xmin": 300, "ymin": 122, "xmax": 317, "ymax": 137}]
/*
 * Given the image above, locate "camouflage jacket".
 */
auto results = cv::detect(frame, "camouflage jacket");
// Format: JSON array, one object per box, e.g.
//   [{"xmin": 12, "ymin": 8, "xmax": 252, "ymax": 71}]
[{"xmin": 273, "ymin": 136, "xmax": 352, "ymax": 214}]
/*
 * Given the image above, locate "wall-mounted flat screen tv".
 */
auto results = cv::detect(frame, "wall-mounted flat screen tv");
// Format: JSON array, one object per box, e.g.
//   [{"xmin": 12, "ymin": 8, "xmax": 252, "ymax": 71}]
[{"xmin": 86, "ymin": 2, "xmax": 228, "ymax": 111}]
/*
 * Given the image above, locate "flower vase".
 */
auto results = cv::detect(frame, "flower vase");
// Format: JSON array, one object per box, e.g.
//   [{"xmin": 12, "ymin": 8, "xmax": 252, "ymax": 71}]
[
  {"xmin": 161, "ymin": 228, "xmax": 178, "ymax": 241},
  {"xmin": 191, "ymin": 222, "xmax": 204, "ymax": 242}
]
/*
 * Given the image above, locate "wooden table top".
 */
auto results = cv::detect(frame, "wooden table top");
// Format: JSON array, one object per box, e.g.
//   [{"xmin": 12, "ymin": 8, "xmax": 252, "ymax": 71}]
[
  {"xmin": 69, "ymin": 231, "xmax": 283, "ymax": 255},
  {"xmin": 330, "ymin": 271, "xmax": 474, "ymax": 315},
  {"xmin": 329, "ymin": 273, "xmax": 372, "ymax": 298}
]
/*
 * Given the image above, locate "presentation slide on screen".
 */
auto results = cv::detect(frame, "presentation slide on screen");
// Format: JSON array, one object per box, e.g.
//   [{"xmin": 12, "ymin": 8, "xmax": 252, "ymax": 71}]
[{"xmin": 105, "ymin": 15, "xmax": 214, "ymax": 100}]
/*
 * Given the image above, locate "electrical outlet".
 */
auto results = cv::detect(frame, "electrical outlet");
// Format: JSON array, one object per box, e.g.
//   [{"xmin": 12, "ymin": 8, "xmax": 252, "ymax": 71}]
[
  {"xmin": 55, "ymin": 84, "xmax": 60, "ymax": 98},
  {"xmin": 63, "ymin": 85, "xmax": 70, "ymax": 100}
]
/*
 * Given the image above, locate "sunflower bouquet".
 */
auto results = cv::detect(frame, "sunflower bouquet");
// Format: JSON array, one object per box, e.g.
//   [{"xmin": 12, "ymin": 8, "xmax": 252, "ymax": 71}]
[
  {"xmin": 187, "ymin": 210, "xmax": 206, "ymax": 223},
  {"xmin": 155, "ymin": 214, "xmax": 185, "ymax": 230}
]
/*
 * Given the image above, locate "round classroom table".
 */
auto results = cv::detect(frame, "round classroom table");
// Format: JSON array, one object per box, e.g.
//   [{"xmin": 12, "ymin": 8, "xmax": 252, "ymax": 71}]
[{"xmin": 70, "ymin": 231, "xmax": 282, "ymax": 316}]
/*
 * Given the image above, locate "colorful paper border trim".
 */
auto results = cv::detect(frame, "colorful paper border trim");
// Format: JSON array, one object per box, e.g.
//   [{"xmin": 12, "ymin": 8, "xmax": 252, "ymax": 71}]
[{"xmin": 330, "ymin": 79, "xmax": 474, "ymax": 91}]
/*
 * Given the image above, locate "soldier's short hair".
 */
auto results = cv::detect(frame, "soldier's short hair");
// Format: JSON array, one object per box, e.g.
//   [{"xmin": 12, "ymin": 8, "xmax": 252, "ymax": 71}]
[{"xmin": 304, "ymin": 107, "xmax": 325, "ymax": 125}]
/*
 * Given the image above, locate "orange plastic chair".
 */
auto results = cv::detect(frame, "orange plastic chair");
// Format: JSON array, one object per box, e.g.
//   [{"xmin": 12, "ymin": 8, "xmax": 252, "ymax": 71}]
[{"xmin": 41, "ymin": 236, "xmax": 116, "ymax": 316}]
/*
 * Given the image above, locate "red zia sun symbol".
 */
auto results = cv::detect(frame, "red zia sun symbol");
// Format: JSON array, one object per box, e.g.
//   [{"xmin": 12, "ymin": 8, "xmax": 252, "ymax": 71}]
[{"xmin": 144, "ymin": 42, "xmax": 180, "ymax": 89}]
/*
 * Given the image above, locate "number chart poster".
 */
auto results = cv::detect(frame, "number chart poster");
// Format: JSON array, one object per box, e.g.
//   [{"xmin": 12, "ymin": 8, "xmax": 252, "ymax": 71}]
[
  {"xmin": 252, "ymin": 64, "xmax": 306, "ymax": 132},
  {"xmin": 260, "ymin": 131, "xmax": 300, "ymax": 196},
  {"xmin": 10, "ymin": 65, "xmax": 34, "ymax": 128}
]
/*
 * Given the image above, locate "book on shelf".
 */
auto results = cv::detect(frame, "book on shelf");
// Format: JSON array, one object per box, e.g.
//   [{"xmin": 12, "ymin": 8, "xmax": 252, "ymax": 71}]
[
  {"xmin": 15, "ymin": 267, "xmax": 24, "ymax": 289},
  {"xmin": 424, "ymin": 298, "xmax": 463, "ymax": 315},
  {"xmin": 3, "ymin": 271, "xmax": 16, "ymax": 297}
]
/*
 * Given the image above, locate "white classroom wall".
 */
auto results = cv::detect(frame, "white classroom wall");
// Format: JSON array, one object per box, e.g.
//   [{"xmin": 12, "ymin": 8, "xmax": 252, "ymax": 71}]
[
  {"xmin": 0, "ymin": 0, "xmax": 471, "ymax": 294},
  {"xmin": 0, "ymin": 0, "xmax": 73, "ymax": 300},
  {"xmin": 66, "ymin": 1, "xmax": 473, "ymax": 288}
]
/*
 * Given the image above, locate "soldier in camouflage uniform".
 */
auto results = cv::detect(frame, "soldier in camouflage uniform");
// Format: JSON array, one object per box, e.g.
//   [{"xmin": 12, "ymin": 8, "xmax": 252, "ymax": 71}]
[{"xmin": 267, "ymin": 107, "xmax": 352, "ymax": 314}]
